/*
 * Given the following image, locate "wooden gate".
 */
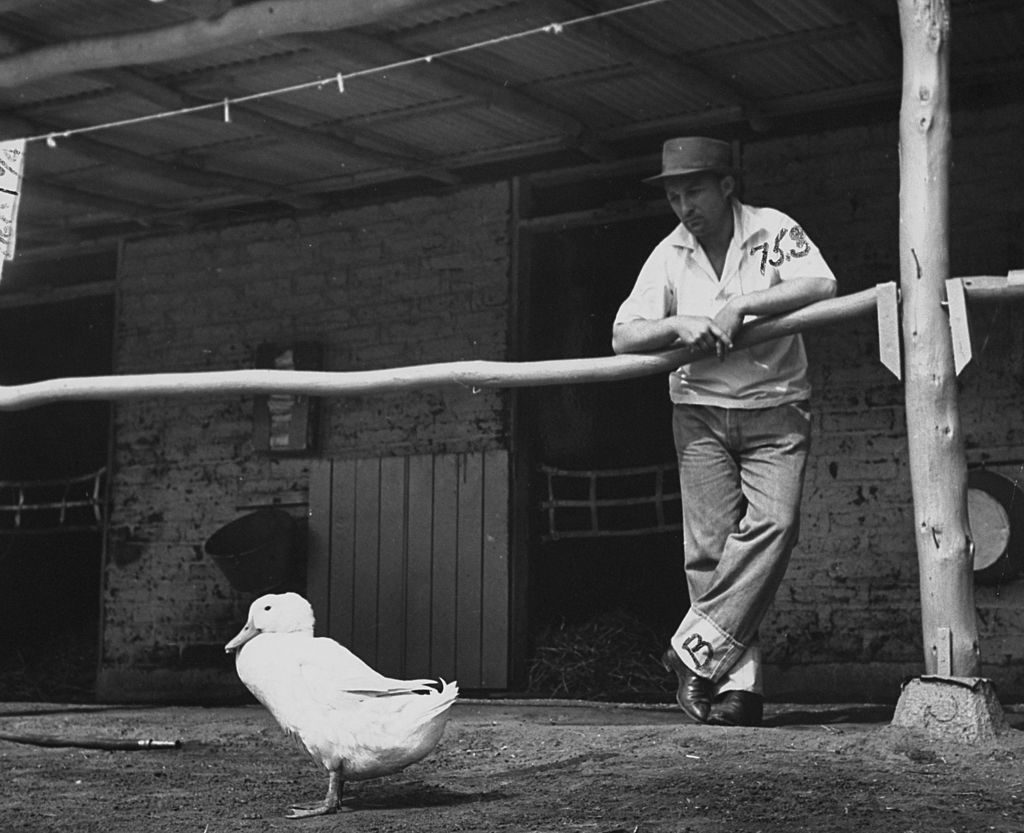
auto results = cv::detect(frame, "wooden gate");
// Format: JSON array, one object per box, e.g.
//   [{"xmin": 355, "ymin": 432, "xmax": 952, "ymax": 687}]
[{"xmin": 307, "ymin": 449, "xmax": 510, "ymax": 689}]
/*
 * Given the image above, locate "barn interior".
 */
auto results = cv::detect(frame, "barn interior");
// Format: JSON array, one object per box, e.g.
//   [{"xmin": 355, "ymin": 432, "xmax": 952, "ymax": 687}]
[{"xmin": 0, "ymin": 1, "xmax": 1021, "ymax": 702}]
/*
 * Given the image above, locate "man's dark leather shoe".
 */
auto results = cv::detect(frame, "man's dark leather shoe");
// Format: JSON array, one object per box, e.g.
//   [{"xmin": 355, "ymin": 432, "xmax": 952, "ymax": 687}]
[
  {"xmin": 707, "ymin": 691, "xmax": 764, "ymax": 727},
  {"xmin": 660, "ymin": 648, "xmax": 712, "ymax": 722}
]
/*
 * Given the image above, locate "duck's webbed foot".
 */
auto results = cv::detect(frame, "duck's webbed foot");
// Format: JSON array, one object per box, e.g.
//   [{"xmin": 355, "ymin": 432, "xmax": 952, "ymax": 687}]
[
  {"xmin": 285, "ymin": 771, "xmax": 344, "ymax": 819},
  {"xmin": 285, "ymin": 802, "xmax": 343, "ymax": 819}
]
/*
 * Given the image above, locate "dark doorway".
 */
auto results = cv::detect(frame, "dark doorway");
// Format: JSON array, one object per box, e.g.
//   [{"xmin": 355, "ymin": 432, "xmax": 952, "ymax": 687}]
[
  {"xmin": 518, "ymin": 209, "xmax": 687, "ymax": 697},
  {"xmin": 0, "ymin": 253, "xmax": 114, "ymax": 701}
]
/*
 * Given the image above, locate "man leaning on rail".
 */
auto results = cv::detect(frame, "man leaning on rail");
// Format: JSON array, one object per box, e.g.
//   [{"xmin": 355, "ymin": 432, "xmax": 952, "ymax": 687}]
[{"xmin": 612, "ymin": 137, "xmax": 837, "ymax": 726}]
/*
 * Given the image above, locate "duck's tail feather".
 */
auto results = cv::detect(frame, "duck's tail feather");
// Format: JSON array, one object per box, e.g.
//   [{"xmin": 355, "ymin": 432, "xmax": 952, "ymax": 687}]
[
  {"xmin": 336, "ymin": 673, "xmax": 433, "ymax": 694},
  {"xmin": 435, "ymin": 678, "xmax": 459, "ymax": 706},
  {"xmin": 347, "ymin": 677, "xmax": 459, "ymax": 700},
  {"xmin": 421, "ymin": 678, "xmax": 459, "ymax": 720},
  {"xmin": 412, "ymin": 678, "xmax": 459, "ymax": 702},
  {"xmin": 413, "ymin": 677, "xmax": 457, "ymax": 695}
]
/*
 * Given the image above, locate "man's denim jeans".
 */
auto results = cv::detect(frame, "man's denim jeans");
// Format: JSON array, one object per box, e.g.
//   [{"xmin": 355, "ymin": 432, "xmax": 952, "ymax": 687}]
[{"xmin": 669, "ymin": 401, "xmax": 811, "ymax": 693}]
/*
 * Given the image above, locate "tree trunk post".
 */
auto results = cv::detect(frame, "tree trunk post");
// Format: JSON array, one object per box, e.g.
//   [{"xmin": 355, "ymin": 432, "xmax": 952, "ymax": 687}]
[
  {"xmin": 890, "ymin": 0, "xmax": 1010, "ymax": 739},
  {"xmin": 897, "ymin": 0, "xmax": 980, "ymax": 680}
]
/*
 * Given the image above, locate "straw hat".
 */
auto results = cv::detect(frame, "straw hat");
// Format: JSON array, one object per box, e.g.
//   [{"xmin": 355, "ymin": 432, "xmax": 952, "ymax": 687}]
[{"xmin": 643, "ymin": 136, "xmax": 739, "ymax": 183}]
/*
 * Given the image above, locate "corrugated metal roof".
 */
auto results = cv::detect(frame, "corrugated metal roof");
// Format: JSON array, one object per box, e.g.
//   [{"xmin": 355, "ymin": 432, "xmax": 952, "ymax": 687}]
[{"xmin": 0, "ymin": 0, "xmax": 1018, "ymax": 254}]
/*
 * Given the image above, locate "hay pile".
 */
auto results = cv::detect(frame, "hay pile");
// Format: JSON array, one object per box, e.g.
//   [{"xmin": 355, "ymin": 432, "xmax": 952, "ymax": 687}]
[{"xmin": 526, "ymin": 610, "xmax": 674, "ymax": 701}]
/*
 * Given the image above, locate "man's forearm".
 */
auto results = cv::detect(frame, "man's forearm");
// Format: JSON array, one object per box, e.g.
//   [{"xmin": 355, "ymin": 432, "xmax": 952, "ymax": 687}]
[
  {"xmin": 612, "ymin": 318, "xmax": 681, "ymax": 354},
  {"xmin": 729, "ymin": 277, "xmax": 836, "ymax": 319}
]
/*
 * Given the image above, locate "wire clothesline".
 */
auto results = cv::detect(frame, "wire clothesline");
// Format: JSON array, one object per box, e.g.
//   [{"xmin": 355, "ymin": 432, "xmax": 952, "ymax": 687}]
[{"xmin": 24, "ymin": 0, "xmax": 672, "ymax": 148}]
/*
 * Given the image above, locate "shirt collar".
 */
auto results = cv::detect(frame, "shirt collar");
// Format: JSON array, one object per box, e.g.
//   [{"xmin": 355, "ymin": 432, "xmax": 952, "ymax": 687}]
[{"xmin": 668, "ymin": 200, "xmax": 766, "ymax": 251}]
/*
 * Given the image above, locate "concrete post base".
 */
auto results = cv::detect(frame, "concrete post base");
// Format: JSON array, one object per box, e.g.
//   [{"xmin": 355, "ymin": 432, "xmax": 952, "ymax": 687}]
[{"xmin": 891, "ymin": 676, "xmax": 1008, "ymax": 742}]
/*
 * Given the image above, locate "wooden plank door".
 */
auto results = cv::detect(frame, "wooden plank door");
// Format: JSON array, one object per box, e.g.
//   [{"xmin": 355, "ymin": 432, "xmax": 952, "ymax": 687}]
[{"xmin": 307, "ymin": 449, "xmax": 510, "ymax": 689}]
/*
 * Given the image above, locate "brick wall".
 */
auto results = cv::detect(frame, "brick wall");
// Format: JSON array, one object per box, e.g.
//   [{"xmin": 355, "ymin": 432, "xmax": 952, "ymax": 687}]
[
  {"xmin": 743, "ymin": 103, "xmax": 1024, "ymax": 700},
  {"xmin": 98, "ymin": 184, "xmax": 512, "ymax": 701},
  {"xmin": 97, "ymin": 97, "xmax": 1024, "ymax": 703}
]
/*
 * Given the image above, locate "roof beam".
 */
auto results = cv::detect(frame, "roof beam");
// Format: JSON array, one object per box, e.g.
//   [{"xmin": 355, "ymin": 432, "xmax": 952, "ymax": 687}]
[
  {"xmin": 26, "ymin": 181, "xmax": 170, "ymax": 224},
  {"xmin": 0, "ymin": 17, "xmax": 463, "ymax": 190},
  {"xmin": 230, "ymin": 100, "xmax": 465, "ymax": 185},
  {"xmin": 808, "ymin": 0, "xmax": 902, "ymax": 74},
  {"xmin": 306, "ymin": 29, "xmax": 618, "ymax": 161},
  {"xmin": 0, "ymin": 0, "xmax": 443, "ymax": 87},
  {"xmin": 21, "ymin": 114, "xmax": 326, "ymax": 211},
  {"xmin": 550, "ymin": 0, "xmax": 766, "ymax": 129},
  {"xmin": 0, "ymin": 40, "xmax": 328, "ymax": 210},
  {"xmin": 94, "ymin": 68, "xmax": 463, "ymax": 185}
]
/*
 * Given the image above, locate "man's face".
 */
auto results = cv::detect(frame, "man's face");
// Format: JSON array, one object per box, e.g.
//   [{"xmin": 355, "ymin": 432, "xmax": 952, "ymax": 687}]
[{"xmin": 664, "ymin": 172, "xmax": 734, "ymax": 239}]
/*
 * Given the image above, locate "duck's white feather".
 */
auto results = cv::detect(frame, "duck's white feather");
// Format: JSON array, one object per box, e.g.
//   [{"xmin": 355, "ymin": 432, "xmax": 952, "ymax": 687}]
[{"xmin": 227, "ymin": 592, "xmax": 457, "ymax": 782}]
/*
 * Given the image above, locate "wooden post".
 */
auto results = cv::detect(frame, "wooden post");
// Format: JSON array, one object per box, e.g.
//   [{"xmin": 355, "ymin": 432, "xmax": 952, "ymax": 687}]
[{"xmin": 896, "ymin": 0, "xmax": 980, "ymax": 677}]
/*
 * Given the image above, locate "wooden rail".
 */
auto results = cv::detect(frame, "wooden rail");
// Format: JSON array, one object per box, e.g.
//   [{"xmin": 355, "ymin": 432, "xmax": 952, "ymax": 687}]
[
  {"xmin": 0, "ymin": 277, "xmax": 1016, "ymax": 411},
  {"xmin": 0, "ymin": 287, "xmax": 878, "ymax": 411}
]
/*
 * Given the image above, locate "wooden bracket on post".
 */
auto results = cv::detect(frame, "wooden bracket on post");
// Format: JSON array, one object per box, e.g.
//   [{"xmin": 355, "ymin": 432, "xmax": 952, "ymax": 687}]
[
  {"xmin": 876, "ymin": 281, "xmax": 901, "ymax": 379},
  {"xmin": 945, "ymin": 277, "xmax": 972, "ymax": 375}
]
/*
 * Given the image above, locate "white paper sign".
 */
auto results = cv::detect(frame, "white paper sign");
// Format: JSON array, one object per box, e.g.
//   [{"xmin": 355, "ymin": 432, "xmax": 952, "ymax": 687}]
[{"xmin": 0, "ymin": 138, "xmax": 27, "ymax": 277}]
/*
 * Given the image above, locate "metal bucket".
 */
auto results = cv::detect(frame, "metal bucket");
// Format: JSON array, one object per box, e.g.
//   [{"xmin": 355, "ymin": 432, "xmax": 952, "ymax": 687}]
[{"xmin": 204, "ymin": 509, "xmax": 295, "ymax": 594}]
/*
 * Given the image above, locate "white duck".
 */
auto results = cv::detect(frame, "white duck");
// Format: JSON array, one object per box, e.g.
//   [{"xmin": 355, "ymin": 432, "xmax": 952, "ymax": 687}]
[{"xmin": 224, "ymin": 592, "xmax": 458, "ymax": 819}]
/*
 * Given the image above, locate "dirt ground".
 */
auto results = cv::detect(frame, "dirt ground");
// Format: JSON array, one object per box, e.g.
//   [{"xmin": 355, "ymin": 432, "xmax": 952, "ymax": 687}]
[{"xmin": 2, "ymin": 698, "xmax": 1023, "ymax": 833}]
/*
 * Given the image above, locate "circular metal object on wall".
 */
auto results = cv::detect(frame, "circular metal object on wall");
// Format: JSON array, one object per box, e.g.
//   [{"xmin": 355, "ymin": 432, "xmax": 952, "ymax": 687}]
[{"xmin": 967, "ymin": 468, "xmax": 1024, "ymax": 586}]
